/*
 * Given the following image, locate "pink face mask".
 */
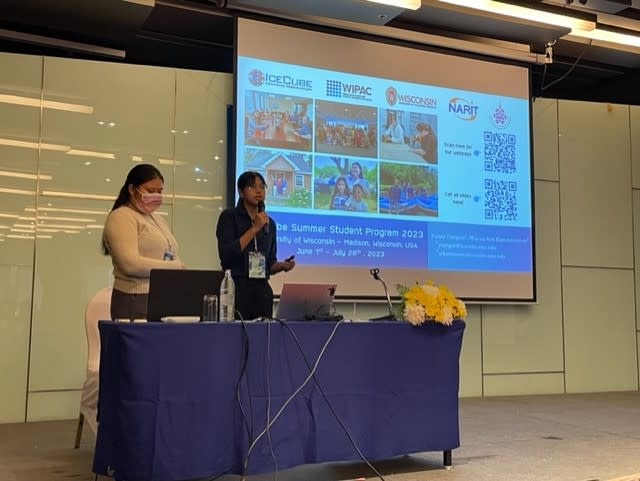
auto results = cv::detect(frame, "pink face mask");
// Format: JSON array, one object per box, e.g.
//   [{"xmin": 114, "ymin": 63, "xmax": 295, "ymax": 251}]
[{"xmin": 135, "ymin": 189, "xmax": 163, "ymax": 214}]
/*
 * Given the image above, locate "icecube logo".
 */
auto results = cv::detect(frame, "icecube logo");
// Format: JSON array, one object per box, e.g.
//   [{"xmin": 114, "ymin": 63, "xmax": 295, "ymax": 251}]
[
  {"xmin": 386, "ymin": 87, "xmax": 398, "ymax": 106},
  {"xmin": 248, "ymin": 69, "xmax": 264, "ymax": 87},
  {"xmin": 326, "ymin": 80, "xmax": 342, "ymax": 98}
]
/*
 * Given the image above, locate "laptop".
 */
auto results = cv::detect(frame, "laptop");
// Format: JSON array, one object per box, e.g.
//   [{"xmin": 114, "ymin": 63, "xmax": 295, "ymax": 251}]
[
  {"xmin": 147, "ymin": 269, "xmax": 225, "ymax": 321},
  {"xmin": 275, "ymin": 283, "xmax": 338, "ymax": 320}
]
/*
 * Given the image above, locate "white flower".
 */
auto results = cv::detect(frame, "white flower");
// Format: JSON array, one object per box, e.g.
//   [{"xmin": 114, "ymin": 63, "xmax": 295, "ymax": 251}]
[
  {"xmin": 404, "ymin": 303, "xmax": 426, "ymax": 326},
  {"xmin": 441, "ymin": 305, "xmax": 454, "ymax": 326},
  {"xmin": 398, "ymin": 279, "xmax": 466, "ymax": 326},
  {"xmin": 421, "ymin": 284, "xmax": 439, "ymax": 296}
]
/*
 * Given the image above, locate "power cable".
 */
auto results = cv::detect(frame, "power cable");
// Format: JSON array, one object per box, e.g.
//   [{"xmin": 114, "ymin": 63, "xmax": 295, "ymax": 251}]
[
  {"xmin": 240, "ymin": 319, "xmax": 346, "ymax": 480},
  {"xmin": 540, "ymin": 39, "xmax": 593, "ymax": 92},
  {"xmin": 277, "ymin": 320, "xmax": 386, "ymax": 481},
  {"xmin": 264, "ymin": 318, "xmax": 279, "ymax": 481},
  {"xmin": 234, "ymin": 313, "xmax": 254, "ymax": 457}
]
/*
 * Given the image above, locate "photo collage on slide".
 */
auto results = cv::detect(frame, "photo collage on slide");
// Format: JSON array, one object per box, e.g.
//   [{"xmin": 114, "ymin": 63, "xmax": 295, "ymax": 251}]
[
  {"xmin": 235, "ymin": 20, "xmax": 533, "ymax": 289},
  {"xmin": 242, "ymin": 89, "xmax": 439, "ymax": 218}
]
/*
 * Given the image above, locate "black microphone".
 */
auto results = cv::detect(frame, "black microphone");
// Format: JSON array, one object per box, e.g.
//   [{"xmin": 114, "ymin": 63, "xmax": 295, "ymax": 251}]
[
  {"xmin": 369, "ymin": 268, "xmax": 396, "ymax": 321},
  {"xmin": 257, "ymin": 201, "xmax": 269, "ymax": 233}
]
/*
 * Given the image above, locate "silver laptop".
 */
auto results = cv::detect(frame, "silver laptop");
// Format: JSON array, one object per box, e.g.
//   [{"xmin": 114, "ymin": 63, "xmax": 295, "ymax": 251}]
[{"xmin": 275, "ymin": 283, "xmax": 337, "ymax": 320}]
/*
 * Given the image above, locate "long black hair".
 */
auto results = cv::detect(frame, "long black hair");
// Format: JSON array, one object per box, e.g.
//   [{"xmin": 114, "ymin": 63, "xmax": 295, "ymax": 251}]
[
  {"xmin": 102, "ymin": 163, "xmax": 164, "ymax": 254},
  {"xmin": 235, "ymin": 171, "xmax": 267, "ymax": 207}
]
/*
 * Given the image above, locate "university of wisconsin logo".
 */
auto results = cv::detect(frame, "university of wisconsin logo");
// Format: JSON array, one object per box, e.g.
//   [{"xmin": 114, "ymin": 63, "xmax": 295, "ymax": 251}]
[
  {"xmin": 248, "ymin": 69, "xmax": 264, "ymax": 87},
  {"xmin": 386, "ymin": 86, "xmax": 397, "ymax": 106}
]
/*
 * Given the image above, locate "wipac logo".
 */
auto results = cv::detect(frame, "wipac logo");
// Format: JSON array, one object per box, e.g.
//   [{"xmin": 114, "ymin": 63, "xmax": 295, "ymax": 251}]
[
  {"xmin": 326, "ymin": 80, "xmax": 342, "ymax": 98},
  {"xmin": 326, "ymin": 80, "xmax": 373, "ymax": 101}
]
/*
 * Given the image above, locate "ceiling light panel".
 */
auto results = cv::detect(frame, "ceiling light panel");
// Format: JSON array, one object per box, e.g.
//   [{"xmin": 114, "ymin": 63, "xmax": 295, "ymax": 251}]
[
  {"xmin": 439, "ymin": 0, "xmax": 596, "ymax": 30},
  {"xmin": 0, "ymin": 94, "xmax": 93, "ymax": 113},
  {"xmin": 366, "ymin": 0, "xmax": 421, "ymax": 10},
  {"xmin": 570, "ymin": 23, "xmax": 640, "ymax": 48}
]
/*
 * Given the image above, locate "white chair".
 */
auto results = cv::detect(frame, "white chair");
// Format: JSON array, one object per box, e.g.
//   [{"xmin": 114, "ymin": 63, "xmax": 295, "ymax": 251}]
[{"xmin": 74, "ymin": 287, "xmax": 112, "ymax": 449}]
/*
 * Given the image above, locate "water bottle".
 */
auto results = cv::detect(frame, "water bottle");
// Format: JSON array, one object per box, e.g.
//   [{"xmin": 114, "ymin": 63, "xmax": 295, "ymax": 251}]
[{"xmin": 219, "ymin": 269, "xmax": 235, "ymax": 321}]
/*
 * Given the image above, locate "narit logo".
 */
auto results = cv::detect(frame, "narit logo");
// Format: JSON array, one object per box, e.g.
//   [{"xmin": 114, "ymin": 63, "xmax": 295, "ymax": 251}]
[
  {"xmin": 386, "ymin": 86, "xmax": 397, "ymax": 106},
  {"xmin": 448, "ymin": 97, "xmax": 478, "ymax": 120},
  {"xmin": 490, "ymin": 104, "xmax": 511, "ymax": 129},
  {"xmin": 248, "ymin": 69, "xmax": 264, "ymax": 87}
]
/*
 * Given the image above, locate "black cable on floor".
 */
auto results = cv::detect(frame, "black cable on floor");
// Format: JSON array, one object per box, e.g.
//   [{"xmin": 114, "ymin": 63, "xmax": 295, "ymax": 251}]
[
  {"xmin": 240, "ymin": 319, "xmax": 346, "ymax": 480},
  {"xmin": 264, "ymin": 316, "xmax": 279, "ymax": 479},
  {"xmin": 234, "ymin": 314, "xmax": 254, "ymax": 461},
  {"xmin": 276, "ymin": 319, "xmax": 386, "ymax": 481}
]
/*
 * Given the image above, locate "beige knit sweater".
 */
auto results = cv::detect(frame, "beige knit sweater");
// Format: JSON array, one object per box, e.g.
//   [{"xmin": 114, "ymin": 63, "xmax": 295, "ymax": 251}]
[{"xmin": 103, "ymin": 205, "xmax": 183, "ymax": 294}]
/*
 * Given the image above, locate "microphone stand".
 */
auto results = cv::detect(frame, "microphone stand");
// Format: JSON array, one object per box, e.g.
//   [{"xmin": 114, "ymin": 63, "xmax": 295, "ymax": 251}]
[{"xmin": 369, "ymin": 268, "xmax": 396, "ymax": 321}]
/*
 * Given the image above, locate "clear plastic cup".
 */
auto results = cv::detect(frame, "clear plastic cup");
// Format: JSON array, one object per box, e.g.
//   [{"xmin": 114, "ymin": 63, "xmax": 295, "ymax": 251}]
[{"xmin": 202, "ymin": 294, "xmax": 218, "ymax": 322}]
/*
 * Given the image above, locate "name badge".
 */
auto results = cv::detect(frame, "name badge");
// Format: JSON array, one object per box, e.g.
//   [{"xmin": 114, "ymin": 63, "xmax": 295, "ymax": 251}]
[{"xmin": 249, "ymin": 251, "xmax": 266, "ymax": 278}]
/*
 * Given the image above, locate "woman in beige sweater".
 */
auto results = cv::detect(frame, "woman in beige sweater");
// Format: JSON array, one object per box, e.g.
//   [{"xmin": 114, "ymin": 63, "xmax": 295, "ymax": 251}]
[{"xmin": 103, "ymin": 164, "xmax": 184, "ymax": 319}]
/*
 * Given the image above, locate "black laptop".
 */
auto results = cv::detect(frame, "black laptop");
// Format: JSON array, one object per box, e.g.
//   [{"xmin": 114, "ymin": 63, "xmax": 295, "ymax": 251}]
[{"xmin": 147, "ymin": 269, "xmax": 225, "ymax": 321}]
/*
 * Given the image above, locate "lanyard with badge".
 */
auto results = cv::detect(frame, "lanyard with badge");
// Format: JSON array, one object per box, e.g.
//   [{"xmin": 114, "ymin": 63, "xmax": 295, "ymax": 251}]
[
  {"xmin": 149, "ymin": 214, "xmax": 175, "ymax": 261},
  {"xmin": 248, "ymin": 219, "xmax": 266, "ymax": 279}
]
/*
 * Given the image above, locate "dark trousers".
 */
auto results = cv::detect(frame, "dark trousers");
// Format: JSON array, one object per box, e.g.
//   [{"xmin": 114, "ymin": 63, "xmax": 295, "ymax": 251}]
[
  {"xmin": 110, "ymin": 288, "xmax": 148, "ymax": 320},
  {"xmin": 233, "ymin": 277, "xmax": 274, "ymax": 320}
]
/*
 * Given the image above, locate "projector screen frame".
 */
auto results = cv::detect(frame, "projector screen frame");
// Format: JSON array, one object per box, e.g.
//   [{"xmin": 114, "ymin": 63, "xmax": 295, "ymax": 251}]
[{"xmin": 230, "ymin": 13, "xmax": 537, "ymax": 303}]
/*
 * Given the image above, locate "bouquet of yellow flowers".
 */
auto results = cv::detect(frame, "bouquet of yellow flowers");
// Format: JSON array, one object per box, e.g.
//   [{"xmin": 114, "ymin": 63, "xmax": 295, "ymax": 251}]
[{"xmin": 397, "ymin": 280, "xmax": 466, "ymax": 326}]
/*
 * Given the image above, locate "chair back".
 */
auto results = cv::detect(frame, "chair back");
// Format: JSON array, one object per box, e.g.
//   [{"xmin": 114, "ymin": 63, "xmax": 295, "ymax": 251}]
[{"xmin": 85, "ymin": 287, "xmax": 112, "ymax": 372}]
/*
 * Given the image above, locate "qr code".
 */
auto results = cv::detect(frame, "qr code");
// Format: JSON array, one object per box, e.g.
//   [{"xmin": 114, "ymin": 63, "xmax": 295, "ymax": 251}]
[
  {"xmin": 485, "ymin": 179, "xmax": 517, "ymax": 221},
  {"xmin": 484, "ymin": 131, "xmax": 516, "ymax": 173}
]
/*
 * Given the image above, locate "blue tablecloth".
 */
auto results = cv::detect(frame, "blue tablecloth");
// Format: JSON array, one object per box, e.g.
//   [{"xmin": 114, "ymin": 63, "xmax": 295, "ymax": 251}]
[{"xmin": 93, "ymin": 319, "xmax": 465, "ymax": 481}]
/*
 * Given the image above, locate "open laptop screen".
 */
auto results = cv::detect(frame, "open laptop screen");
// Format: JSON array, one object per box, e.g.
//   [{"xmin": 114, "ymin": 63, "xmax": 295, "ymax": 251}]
[
  {"xmin": 147, "ymin": 269, "xmax": 224, "ymax": 321},
  {"xmin": 275, "ymin": 283, "xmax": 337, "ymax": 321}
]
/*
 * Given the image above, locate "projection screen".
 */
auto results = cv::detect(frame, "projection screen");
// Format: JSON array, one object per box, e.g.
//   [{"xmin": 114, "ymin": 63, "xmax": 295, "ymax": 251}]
[{"xmin": 235, "ymin": 17, "xmax": 535, "ymax": 302}]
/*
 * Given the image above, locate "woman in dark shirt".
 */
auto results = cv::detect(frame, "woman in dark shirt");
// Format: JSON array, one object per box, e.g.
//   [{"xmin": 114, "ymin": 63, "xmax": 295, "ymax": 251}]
[
  {"xmin": 215, "ymin": 171, "xmax": 296, "ymax": 320},
  {"xmin": 413, "ymin": 122, "xmax": 437, "ymax": 164}
]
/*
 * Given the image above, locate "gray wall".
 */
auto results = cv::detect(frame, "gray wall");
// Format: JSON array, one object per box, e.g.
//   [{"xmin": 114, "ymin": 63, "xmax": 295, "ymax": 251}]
[
  {"xmin": 0, "ymin": 53, "xmax": 231, "ymax": 422},
  {"xmin": 0, "ymin": 52, "xmax": 639, "ymax": 423},
  {"xmin": 337, "ymin": 99, "xmax": 640, "ymax": 397},
  {"xmin": 456, "ymin": 99, "xmax": 640, "ymax": 397}
]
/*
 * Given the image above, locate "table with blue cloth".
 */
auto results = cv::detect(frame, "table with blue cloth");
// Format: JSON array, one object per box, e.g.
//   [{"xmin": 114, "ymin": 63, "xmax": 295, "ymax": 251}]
[{"xmin": 93, "ymin": 319, "xmax": 465, "ymax": 481}]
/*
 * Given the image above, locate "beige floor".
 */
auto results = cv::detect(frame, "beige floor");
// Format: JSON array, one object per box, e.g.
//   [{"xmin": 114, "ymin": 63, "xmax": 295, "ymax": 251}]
[{"xmin": 1, "ymin": 392, "xmax": 640, "ymax": 481}]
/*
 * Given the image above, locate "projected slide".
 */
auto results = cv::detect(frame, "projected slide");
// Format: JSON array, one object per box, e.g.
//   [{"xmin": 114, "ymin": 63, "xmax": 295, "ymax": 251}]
[{"xmin": 236, "ymin": 18, "xmax": 534, "ymax": 301}]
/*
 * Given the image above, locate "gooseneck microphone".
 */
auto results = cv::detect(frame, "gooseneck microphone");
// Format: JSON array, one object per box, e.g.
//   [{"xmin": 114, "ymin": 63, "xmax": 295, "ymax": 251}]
[
  {"xmin": 257, "ymin": 200, "xmax": 269, "ymax": 233},
  {"xmin": 369, "ymin": 268, "xmax": 396, "ymax": 321}
]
